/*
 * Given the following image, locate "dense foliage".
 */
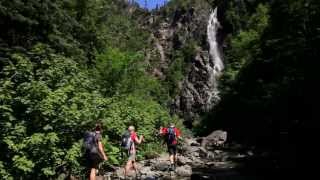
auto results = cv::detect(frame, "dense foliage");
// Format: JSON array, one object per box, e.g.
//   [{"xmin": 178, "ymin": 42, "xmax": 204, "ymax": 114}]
[{"xmin": 0, "ymin": 0, "xmax": 182, "ymax": 178}]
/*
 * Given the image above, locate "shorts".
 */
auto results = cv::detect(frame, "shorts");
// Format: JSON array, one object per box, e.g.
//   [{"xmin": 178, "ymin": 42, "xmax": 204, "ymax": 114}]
[
  {"xmin": 85, "ymin": 152, "xmax": 103, "ymax": 169},
  {"xmin": 167, "ymin": 144, "xmax": 177, "ymax": 156},
  {"xmin": 128, "ymin": 153, "xmax": 136, "ymax": 161}
]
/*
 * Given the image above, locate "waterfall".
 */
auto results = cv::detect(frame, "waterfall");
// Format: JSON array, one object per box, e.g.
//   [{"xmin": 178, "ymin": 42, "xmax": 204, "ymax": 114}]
[{"xmin": 206, "ymin": 7, "xmax": 224, "ymax": 106}]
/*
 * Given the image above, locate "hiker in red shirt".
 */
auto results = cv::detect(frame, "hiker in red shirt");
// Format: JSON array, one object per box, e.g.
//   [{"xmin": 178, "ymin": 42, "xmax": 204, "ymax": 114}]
[
  {"xmin": 124, "ymin": 125, "xmax": 144, "ymax": 177},
  {"xmin": 159, "ymin": 123, "xmax": 181, "ymax": 171}
]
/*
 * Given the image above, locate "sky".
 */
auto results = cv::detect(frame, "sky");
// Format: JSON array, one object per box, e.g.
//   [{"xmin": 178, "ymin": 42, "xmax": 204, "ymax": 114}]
[{"xmin": 134, "ymin": 0, "xmax": 168, "ymax": 10}]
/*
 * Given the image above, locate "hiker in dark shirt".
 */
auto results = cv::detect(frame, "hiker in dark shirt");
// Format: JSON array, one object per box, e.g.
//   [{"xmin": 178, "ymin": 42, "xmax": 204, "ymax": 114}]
[{"xmin": 84, "ymin": 122, "xmax": 108, "ymax": 180}]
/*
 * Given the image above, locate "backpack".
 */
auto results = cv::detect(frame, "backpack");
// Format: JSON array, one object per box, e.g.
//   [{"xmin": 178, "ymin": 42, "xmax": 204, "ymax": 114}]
[
  {"xmin": 121, "ymin": 131, "xmax": 132, "ymax": 150},
  {"xmin": 84, "ymin": 131, "xmax": 97, "ymax": 152},
  {"xmin": 83, "ymin": 131, "xmax": 103, "ymax": 163},
  {"xmin": 167, "ymin": 127, "xmax": 176, "ymax": 145}
]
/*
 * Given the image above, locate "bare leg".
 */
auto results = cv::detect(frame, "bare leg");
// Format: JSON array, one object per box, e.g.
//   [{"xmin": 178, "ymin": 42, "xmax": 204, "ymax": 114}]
[
  {"xmin": 169, "ymin": 154, "xmax": 174, "ymax": 164},
  {"xmin": 125, "ymin": 160, "xmax": 132, "ymax": 177},
  {"xmin": 89, "ymin": 168, "xmax": 96, "ymax": 180},
  {"xmin": 169, "ymin": 154, "xmax": 175, "ymax": 171},
  {"xmin": 174, "ymin": 154, "xmax": 178, "ymax": 165},
  {"xmin": 132, "ymin": 161, "xmax": 139, "ymax": 177}
]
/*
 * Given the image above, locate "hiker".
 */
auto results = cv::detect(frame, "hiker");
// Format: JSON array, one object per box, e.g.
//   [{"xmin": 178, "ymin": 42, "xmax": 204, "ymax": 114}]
[
  {"xmin": 123, "ymin": 125, "xmax": 144, "ymax": 177},
  {"xmin": 84, "ymin": 122, "xmax": 108, "ymax": 180},
  {"xmin": 159, "ymin": 123, "xmax": 181, "ymax": 171}
]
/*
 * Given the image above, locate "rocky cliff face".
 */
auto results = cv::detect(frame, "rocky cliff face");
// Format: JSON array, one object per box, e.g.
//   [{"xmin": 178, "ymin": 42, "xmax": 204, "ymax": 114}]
[{"xmin": 144, "ymin": 0, "xmax": 225, "ymax": 127}]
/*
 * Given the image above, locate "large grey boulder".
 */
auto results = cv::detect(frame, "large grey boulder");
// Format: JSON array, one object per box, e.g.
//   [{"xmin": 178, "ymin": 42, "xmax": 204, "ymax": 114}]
[
  {"xmin": 202, "ymin": 130, "xmax": 227, "ymax": 148},
  {"xmin": 177, "ymin": 156, "xmax": 193, "ymax": 165},
  {"xmin": 176, "ymin": 165, "xmax": 192, "ymax": 177}
]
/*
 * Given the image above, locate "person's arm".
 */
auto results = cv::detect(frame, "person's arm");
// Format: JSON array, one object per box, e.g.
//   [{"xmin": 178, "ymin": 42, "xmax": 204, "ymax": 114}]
[
  {"xmin": 98, "ymin": 141, "xmax": 108, "ymax": 160},
  {"xmin": 96, "ymin": 133, "xmax": 107, "ymax": 160},
  {"xmin": 159, "ymin": 126, "xmax": 163, "ymax": 135},
  {"xmin": 176, "ymin": 128, "xmax": 182, "ymax": 140},
  {"xmin": 159, "ymin": 127, "xmax": 166, "ymax": 135},
  {"xmin": 133, "ymin": 133, "xmax": 144, "ymax": 144}
]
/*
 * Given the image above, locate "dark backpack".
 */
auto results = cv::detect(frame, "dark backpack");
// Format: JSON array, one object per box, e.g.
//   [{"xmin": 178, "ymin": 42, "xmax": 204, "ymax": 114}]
[
  {"xmin": 84, "ymin": 131, "xmax": 97, "ymax": 152},
  {"xmin": 167, "ymin": 127, "xmax": 176, "ymax": 145},
  {"xmin": 83, "ymin": 131, "xmax": 103, "ymax": 161},
  {"xmin": 121, "ymin": 131, "xmax": 132, "ymax": 150}
]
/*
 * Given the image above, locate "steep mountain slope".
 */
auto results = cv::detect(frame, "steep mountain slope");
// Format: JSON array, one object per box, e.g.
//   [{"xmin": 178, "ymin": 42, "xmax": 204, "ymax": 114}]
[{"xmin": 143, "ymin": 0, "xmax": 226, "ymax": 127}]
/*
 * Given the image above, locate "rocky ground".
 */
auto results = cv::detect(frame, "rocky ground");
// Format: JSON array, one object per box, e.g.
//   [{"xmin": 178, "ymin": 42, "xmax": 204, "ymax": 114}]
[{"xmin": 95, "ymin": 136, "xmax": 271, "ymax": 180}]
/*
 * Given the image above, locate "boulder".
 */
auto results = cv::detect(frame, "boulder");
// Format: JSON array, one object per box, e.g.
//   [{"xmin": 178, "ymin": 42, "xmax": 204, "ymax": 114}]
[
  {"xmin": 177, "ymin": 156, "xmax": 193, "ymax": 165},
  {"xmin": 140, "ymin": 166, "xmax": 152, "ymax": 175},
  {"xmin": 176, "ymin": 165, "xmax": 192, "ymax": 177},
  {"xmin": 152, "ymin": 161, "xmax": 170, "ymax": 171},
  {"xmin": 202, "ymin": 130, "xmax": 227, "ymax": 148},
  {"xmin": 184, "ymin": 138, "xmax": 200, "ymax": 146}
]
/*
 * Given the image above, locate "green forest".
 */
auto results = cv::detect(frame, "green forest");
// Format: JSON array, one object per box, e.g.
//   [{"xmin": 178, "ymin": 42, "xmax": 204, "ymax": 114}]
[{"xmin": 0, "ymin": 0, "xmax": 316, "ymax": 179}]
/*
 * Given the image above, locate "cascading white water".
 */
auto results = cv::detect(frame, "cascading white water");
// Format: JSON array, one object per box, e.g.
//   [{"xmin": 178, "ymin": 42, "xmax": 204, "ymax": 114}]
[{"xmin": 206, "ymin": 7, "xmax": 224, "ymax": 105}]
